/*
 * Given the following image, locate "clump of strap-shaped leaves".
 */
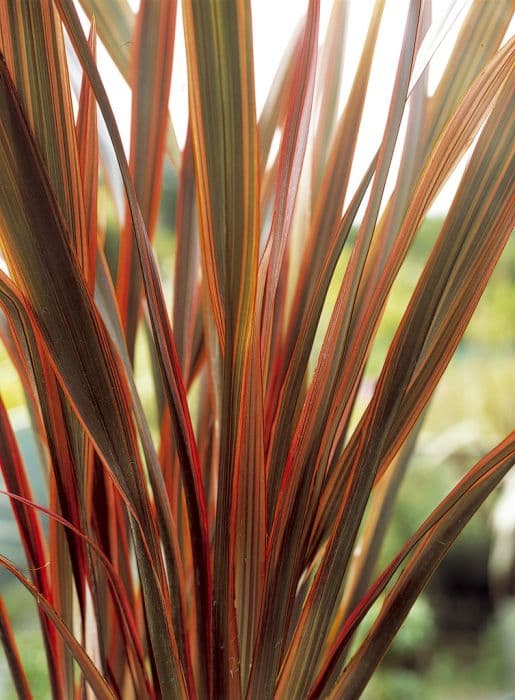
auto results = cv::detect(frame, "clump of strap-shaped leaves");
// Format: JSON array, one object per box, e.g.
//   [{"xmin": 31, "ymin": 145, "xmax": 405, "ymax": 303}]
[{"xmin": 0, "ymin": 0, "xmax": 513, "ymax": 698}]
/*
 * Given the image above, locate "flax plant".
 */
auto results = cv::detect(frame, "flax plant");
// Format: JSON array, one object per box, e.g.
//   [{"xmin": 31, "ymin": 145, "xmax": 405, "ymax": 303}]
[{"xmin": 0, "ymin": 1, "xmax": 513, "ymax": 698}]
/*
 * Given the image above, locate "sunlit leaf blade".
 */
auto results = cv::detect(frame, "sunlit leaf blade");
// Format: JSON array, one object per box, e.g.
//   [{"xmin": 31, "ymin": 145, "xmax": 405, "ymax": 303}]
[
  {"xmin": 283, "ymin": 0, "xmax": 418, "ymax": 494},
  {"xmin": 78, "ymin": 0, "xmax": 133, "ymax": 78},
  {"xmin": 0, "ymin": 555, "xmax": 116, "ymax": 700},
  {"xmin": 424, "ymin": 0, "xmax": 512, "ymax": 156},
  {"xmin": 298, "ymin": 0, "xmax": 382, "ymax": 318},
  {"xmin": 234, "ymin": 329, "xmax": 266, "ymax": 694},
  {"xmin": 328, "ymin": 421, "xmax": 423, "ymax": 656},
  {"xmin": 316, "ymin": 46, "xmax": 514, "ymax": 542},
  {"xmin": 173, "ymin": 124, "xmax": 200, "ymax": 382},
  {"xmin": 54, "ymin": 5, "xmax": 214, "ymax": 697},
  {"xmin": 357, "ymin": 1, "xmax": 511, "ymax": 304},
  {"xmin": 0, "ymin": 10, "xmax": 96, "ymax": 675},
  {"xmin": 0, "ymin": 487, "xmax": 161, "ymax": 698},
  {"xmin": 376, "ymin": 75, "xmax": 514, "ymax": 469},
  {"xmin": 0, "ymin": 268, "xmax": 157, "ymax": 693},
  {"xmin": 311, "ymin": 433, "xmax": 515, "ymax": 699},
  {"xmin": 0, "ymin": 597, "xmax": 33, "ymax": 700},
  {"xmin": 0, "ymin": 2, "xmax": 512, "ymax": 698},
  {"xmin": 0, "ymin": 58, "xmax": 187, "ymax": 699},
  {"xmin": 96, "ymin": 252, "xmax": 194, "ymax": 691},
  {"xmin": 258, "ymin": 21, "xmax": 303, "ymax": 180},
  {"xmin": 0, "ymin": 286, "xmax": 88, "ymax": 639},
  {"xmin": 293, "ymin": 0, "xmax": 383, "ymax": 323},
  {"xmin": 260, "ymin": 0, "xmax": 319, "ymax": 379},
  {"xmin": 328, "ymin": 434, "xmax": 515, "ymax": 699},
  {"xmin": 249, "ymin": 8, "xmax": 422, "ymax": 697},
  {"xmin": 182, "ymin": 0, "xmax": 262, "ymax": 694},
  {"xmin": 265, "ymin": 0, "xmax": 384, "ymax": 520},
  {"xmin": 281, "ymin": 66, "xmax": 514, "ymax": 699},
  {"xmin": 0, "ymin": 0, "xmax": 88, "ymax": 274},
  {"xmin": 265, "ymin": 158, "xmax": 376, "ymax": 523},
  {"xmin": 358, "ymin": 0, "xmax": 431, "ymax": 283},
  {"xmin": 76, "ymin": 20, "xmax": 99, "ymax": 293},
  {"xmin": 117, "ymin": 0, "xmax": 177, "ymax": 358},
  {"xmin": 0, "ymin": 283, "xmax": 81, "ymax": 698},
  {"xmin": 0, "ymin": 393, "xmax": 60, "ymax": 698},
  {"xmin": 310, "ymin": 0, "xmax": 347, "ymax": 205},
  {"xmin": 181, "ymin": 6, "xmax": 227, "ymax": 348},
  {"xmin": 78, "ymin": 0, "xmax": 181, "ymax": 169}
]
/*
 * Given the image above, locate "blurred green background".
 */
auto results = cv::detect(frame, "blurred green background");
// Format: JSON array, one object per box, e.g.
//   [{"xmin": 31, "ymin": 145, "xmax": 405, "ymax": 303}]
[{"xmin": 1, "ymin": 217, "xmax": 514, "ymax": 698}]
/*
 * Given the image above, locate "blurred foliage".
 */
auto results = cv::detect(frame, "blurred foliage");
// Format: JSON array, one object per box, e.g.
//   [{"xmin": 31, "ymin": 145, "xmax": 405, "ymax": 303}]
[{"xmin": 0, "ymin": 586, "xmax": 51, "ymax": 700}]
